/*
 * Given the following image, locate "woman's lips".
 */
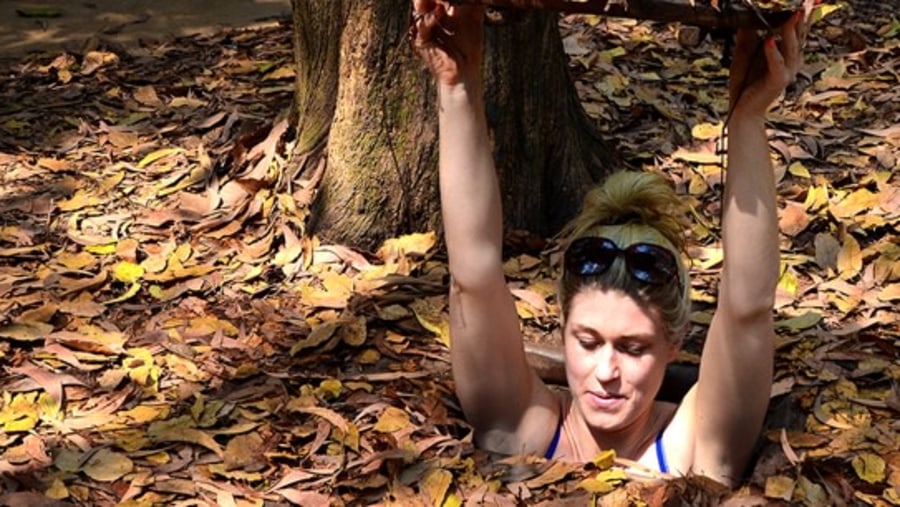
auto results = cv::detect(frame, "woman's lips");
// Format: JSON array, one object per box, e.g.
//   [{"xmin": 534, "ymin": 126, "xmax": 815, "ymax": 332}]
[{"xmin": 586, "ymin": 391, "xmax": 625, "ymax": 411}]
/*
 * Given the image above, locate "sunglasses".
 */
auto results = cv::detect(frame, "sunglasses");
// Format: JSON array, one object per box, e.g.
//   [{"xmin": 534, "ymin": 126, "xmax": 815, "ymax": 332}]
[{"xmin": 564, "ymin": 237, "xmax": 680, "ymax": 288}]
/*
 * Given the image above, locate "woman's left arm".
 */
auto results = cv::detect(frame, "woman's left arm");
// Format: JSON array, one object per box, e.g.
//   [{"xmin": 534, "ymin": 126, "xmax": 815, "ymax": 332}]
[{"xmin": 691, "ymin": 12, "xmax": 806, "ymax": 485}]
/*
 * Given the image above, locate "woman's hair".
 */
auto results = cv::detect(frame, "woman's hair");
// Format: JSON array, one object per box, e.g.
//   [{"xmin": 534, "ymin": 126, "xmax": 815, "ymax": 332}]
[{"xmin": 559, "ymin": 171, "xmax": 691, "ymax": 342}]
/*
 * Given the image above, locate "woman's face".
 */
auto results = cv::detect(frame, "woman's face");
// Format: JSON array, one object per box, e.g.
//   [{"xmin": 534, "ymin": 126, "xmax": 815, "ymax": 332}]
[{"xmin": 563, "ymin": 287, "xmax": 678, "ymax": 433}]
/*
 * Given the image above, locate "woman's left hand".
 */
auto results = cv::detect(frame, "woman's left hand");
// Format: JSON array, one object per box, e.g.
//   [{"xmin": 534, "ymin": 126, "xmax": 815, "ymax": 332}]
[{"xmin": 728, "ymin": 10, "xmax": 808, "ymax": 120}]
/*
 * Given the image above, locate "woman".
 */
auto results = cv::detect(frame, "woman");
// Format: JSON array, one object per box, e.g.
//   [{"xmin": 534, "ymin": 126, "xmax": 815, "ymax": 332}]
[{"xmin": 412, "ymin": 1, "xmax": 806, "ymax": 486}]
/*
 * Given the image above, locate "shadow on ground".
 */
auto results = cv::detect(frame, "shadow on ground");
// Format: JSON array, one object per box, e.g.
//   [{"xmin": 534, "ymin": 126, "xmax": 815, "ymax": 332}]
[{"xmin": 1, "ymin": 0, "xmax": 289, "ymax": 59}]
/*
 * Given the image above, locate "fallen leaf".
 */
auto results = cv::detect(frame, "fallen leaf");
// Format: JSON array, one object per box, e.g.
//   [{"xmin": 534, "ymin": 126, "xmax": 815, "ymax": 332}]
[
  {"xmin": 82, "ymin": 449, "xmax": 134, "ymax": 482},
  {"xmin": 373, "ymin": 406, "xmax": 410, "ymax": 433}
]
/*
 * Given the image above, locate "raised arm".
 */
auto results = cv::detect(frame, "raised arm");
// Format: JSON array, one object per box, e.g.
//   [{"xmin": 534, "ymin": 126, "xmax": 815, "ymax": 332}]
[
  {"xmin": 412, "ymin": 2, "xmax": 556, "ymax": 453},
  {"xmin": 691, "ymin": 12, "xmax": 806, "ymax": 484}
]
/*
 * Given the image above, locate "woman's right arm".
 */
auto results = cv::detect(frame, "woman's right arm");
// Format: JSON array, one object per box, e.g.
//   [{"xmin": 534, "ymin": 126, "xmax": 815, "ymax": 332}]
[{"xmin": 414, "ymin": 2, "xmax": 556, "ymax": 454}]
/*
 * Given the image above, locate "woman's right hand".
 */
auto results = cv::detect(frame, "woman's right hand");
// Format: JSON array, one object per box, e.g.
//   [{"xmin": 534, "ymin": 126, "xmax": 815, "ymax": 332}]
[{"xmin": 410, "ymin": 0, "xmax": 485, "ymax": 87}]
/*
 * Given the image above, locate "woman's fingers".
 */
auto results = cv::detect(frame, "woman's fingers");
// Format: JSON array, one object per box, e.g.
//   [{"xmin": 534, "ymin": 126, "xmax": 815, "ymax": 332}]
[{"xmin": 780, "ymin": 12, "xmax": 802, "ymax": 74}]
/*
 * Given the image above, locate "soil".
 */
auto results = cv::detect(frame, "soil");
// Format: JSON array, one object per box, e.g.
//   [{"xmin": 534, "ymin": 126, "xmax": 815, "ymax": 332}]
[{"xmin": 0, "ymin": 0, "xmax": 290, "ymax": 58}]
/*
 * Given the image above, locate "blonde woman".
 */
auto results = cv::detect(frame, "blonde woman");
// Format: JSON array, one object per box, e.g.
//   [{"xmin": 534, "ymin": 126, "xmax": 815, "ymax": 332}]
[{"xmin": 412, "ymin": 1, "xmax": 806, "ymax": 486}]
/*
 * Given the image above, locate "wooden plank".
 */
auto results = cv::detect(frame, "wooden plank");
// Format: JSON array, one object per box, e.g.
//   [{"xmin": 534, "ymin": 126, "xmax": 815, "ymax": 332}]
[{"xmin": 450, "ymin": 0, "xmax": 797, "ymax": 29}]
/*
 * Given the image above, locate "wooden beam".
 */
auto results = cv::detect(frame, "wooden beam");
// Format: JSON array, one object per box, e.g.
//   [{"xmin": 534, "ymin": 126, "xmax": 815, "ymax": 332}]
[{"xmin": 450, "ymin": 0, "xmax": 797, "ymax": 30}]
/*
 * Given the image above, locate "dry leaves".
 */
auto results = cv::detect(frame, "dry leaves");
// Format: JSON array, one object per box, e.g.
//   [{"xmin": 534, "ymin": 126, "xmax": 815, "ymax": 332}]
[{"xmin": 0, "ymin": 0, "xmax": 897, "ymax": 505}]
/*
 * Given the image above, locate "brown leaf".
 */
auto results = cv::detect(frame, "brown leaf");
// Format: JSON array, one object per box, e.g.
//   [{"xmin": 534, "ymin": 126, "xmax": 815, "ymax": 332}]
[
  {"xmin": 224, "ymin": 433, "xmax": 266, "ymax": 471},
  {"xmin": 133, "ymin": 85, "xmax": 163, "ymax": 107},
  {"xmin": 778, "ymin": 201, "xmax": 810, "ymax": 237}
]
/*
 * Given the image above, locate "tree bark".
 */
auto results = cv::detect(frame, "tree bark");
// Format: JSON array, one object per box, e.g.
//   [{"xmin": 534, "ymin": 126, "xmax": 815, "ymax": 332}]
[{"xmin": 293, "ymin": 0, "xmax": 614, "ymax": 250}]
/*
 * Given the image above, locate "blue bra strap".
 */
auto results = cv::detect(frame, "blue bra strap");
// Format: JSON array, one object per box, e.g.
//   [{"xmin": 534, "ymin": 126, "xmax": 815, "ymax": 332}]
[
  {"xmin": 544, "ymin": 417, "xmax": 562, "ymax": 459},
  {"xmin": 655, "ymin": 431, "xmax": 669, "ymax": 473}
]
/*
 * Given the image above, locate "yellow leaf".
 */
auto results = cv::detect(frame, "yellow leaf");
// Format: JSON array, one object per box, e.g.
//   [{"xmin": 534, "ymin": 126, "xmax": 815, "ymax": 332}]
[
  {"xmin": 776, "ymin": 267, "xmax": 799, "ymax": 304},
  {"xmin": 831, "ymin": 188, "xmax": 880, "ymax": 219},
  {"xmin": 0, "ymin": 393, "xmax": 40, "ymax": 432},
  {"xmin": 803, "ymin": 184, "xmax": 829, "ymax": 212},
  {"xmin": 86, "ymin": 243, "xmax": 116, "ymax": 255},
  {"xmin": 411, "ymin": 298, "xmax": 451, "ymax": 348},
  {"xmin": 599, "ymin": 47, "xmax": 626, "ymax": 63},
  {"xmin": 787, "ymin": 162, "xmax": 811, "ymax": 179},
  {"xmin": 137, "ymin": 148, "xmax": 184, "ymax": 168},
  {"xmin": 118, "ymin": 404, "xmax": 170, "ymax": 424},
  {"xmin": 170, "ymin": 96, "xmax": 207, "ymax": 108},
  {"xmin": 57, "ymin": 189, "xmax": 104, "ymax": 212},
  {"xmin": 688, "ymin": 172, "xmax": 709, "ymax": 195},
  {"xmin": 837, "ymin": 235, "xmax": 862, "ymax": 280},
  {"xmin": 691, "ymin": 121, "xmax": 723, "ymax": 141},
  {"xmin": 82, "ymin": 449, "xmax": 134, "ymax": 482},
  {"xmin": 113, "ymin": 261, "xmax": 145, "ymax": 283},
  {"xmin": 442, "ymin": 493, "xmax": 463, "ymax": 507},
  {"xmin": 878, "ymin": 284, "xmax": 900, "ymax": 302},
  {"xmin": 104, "ymin": 282, "xmax": 141, "ymax": 305},
  {"xmin": 374, "ymin": 406, "xmax": 410, "ymax": 433},
  {"xmin": 421, "ymin": 468, "xmax": 453, "ymax": 506},
  {"xmin": 316, "ymin": 379, "xmax": 343, "ymax": 400},
  {"xmin": 577, "ymin": 468, "xmax": 628, "ymax": 494},
  {"xmin": 592, "ymin": 449, "xmax": 616, "ymax": 470},
  {"xmin": 378, "ymin": 231, "xmax": 436, "ymax": 260},
  {"xmin": 45, "ymin": 478, "xmax": 69, "ymax": 500},
  {"xmin": 852, "ymin": 452, "xmax": 886, "ymax": 484},
  {"xmin": 672, "ymin": 148, "xmax": 720, "ymax": 165},
  {"xmin": 809, "ymin": 3, "xmax": 843, "ymax": 25},
  {"xmin": 764, "ymin": 475, "xmax": 795, "ymax": 500},
  {"xmin": 50, "ymin": 327, "xmax": 127, "ymax": 355},
  {"xmin": 356, "ymin": 349, "xmax": 381, "ymax": 365}
]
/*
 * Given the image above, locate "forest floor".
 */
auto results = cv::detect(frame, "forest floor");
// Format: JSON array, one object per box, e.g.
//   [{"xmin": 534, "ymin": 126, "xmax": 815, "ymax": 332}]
[
  {"xmin": 0, "ymin": 0, "xmax": 289, "ymax": 59},
  {"xmin": 0, "ymin": 1, "xmax": 898, "ymax": 506}
]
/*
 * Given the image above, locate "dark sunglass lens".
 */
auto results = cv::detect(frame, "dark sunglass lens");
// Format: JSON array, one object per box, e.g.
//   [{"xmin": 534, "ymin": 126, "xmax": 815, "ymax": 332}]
[
  {"xmin": 627, "ymin": 245, "xmax": 677, "ymax": 284},
  {"xmin": 566, "ymin": 238, "xmax": 617, "ymax": 276}
]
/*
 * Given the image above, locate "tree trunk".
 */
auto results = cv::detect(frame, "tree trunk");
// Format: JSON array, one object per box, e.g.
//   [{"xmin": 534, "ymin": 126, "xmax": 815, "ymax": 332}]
[{"xmin": 293, "ymin": 0, "xmax": 615, "ymax": 250}]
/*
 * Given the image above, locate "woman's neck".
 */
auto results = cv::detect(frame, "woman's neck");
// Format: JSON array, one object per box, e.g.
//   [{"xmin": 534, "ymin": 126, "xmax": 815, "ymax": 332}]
[{"xmin": 563, "ymin": 398, "xmax": 665, "ymax": 462}]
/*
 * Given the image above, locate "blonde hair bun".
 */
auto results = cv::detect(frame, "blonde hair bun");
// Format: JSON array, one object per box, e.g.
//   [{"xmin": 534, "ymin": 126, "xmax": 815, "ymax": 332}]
[{"xmin": 571, "ymin": 171, "xmax": 686, "ymax": 251}]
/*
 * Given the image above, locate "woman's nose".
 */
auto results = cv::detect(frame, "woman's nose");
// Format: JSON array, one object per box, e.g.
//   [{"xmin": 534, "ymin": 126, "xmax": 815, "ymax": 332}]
[{"xmin": 593, "ymin": 345, "xmax": 620, "ymax": 382}]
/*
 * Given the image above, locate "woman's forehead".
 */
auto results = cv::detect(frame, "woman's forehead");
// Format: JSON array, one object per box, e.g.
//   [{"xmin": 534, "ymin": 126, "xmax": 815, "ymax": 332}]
[{"xmin": 565, "ymin": 287, "xmax": 664, "ymax": 338}]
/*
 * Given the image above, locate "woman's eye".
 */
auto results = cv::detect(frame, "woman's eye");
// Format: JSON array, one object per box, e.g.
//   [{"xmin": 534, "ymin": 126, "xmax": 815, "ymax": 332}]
[
  {"xmin": 620, "ymin": 344, "xmax": 645, "ymax": 356},
  {"xmin": 576, "ymin": 337, "xmax": 597, "ymax": 349}
]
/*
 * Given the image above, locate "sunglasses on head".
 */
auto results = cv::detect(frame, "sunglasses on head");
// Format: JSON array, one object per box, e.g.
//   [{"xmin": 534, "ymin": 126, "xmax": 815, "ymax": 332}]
[{"xmin": 564, "ymin": 237, "xmax": 680, "ymax": 288}]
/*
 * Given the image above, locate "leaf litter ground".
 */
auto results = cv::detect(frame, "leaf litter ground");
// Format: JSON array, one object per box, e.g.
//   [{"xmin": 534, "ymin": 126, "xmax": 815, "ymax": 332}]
[{"xmin": 0, "ymin": 1, "xmax": 898, "ymax": 506}]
